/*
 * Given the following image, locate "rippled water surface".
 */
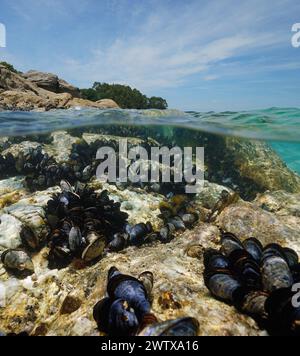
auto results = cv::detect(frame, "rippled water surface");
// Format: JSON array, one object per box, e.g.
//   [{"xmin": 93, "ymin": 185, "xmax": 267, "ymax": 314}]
[{"xmin": 0, "ymin": 106, "xmax": 300, "ymax": 172}]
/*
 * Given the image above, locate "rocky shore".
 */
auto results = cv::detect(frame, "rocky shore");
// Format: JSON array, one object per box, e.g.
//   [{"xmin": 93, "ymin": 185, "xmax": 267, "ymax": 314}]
[
  {"xmin": 0, "ymin": 128, "xmax": 300, "ymax": 336},
  {"xmin": 0, "ymin": 66, "xmax": 119, "ymax": 111}
]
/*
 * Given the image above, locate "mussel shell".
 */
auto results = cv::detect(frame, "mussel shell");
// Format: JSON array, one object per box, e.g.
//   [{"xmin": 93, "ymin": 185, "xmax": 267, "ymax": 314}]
[
  {"xmin": 68, "ymin": 226, "xmax": 84, "ymax": 253},
  {"xmin": 206, "ymin": 272, "xmax": 242, "ymax": 302},
  {"xmin": 108, "ymin": 233, "xmax": 128, "ymax": 252},
  {"xmin": 241, "ymin": 291, "xmax": 269, "ymax": 318},
  {"xmin": 243, "ymin": 238, "xmax": 263, "ymax": 263},
  {"xmin": 265, "ymin": 288, "xmax": 300, "ymax": 336},
  {"xmin": 159, "ymin": 223, "xmax": 175, "ymax": 243},
  {"xmin": 93, "ymin": 297, "xmax": 112, "ymax": 333},
  {"xmin": 168, "ymin": 217, "xmax": 185, "ymax": 231},
  {"xmin": 283, "ymin": 248, "xmax": 299, "ymax": 269},
  {"xmin": 107, "ymin": 271, "xmax": 151, "ymax": 321},
  {"xmin": 262, "ymin": 255, "xmax": 293, "ymax": 293},
  {"xmin": 60, "ymin": 180, "xmax": 73, "ymax": 194},
  {"xmin": 81, "ymin": 235, "xmax": 106, "ymax": 262},
  {"xmin": 20, "ymin": 226, "xmax": 39, "ymax": 251},
  {"xmin": 1, "ymin": 249, "xmax": 34, "ymax": 274},
  {"xmin": 229, "ymin": 249, "xmax": 261, "ymax": 290},
  {"xmin": 129, "ymin": 223, "xmax": 150, "ymax": 246},
  {"xmin": 204, "ymin": 249, "xmax": 230, "ymax": 270},
  {"xmin": 138, "ymin": 317, "xmax": 199, "ymax": 336},
  {"xmin": 262, "ymin": 244, "xmax": 287, "ymax": 263},
  {"xmin": 291, "ymin": 263, "xmax": 300, "ymax": 283},
  {"xmin": 108, "ymin": 299, "xmax": 139, "ymax": 336},
  {"xmin": 221, "ymin": 232, "xmax": 244, "ymax": 257}
]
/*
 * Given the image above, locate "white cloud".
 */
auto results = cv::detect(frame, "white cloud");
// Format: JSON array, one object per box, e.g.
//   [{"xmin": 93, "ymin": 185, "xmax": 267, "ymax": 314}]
[{"xmin": 57, "ymin": 0, "xmax": 290, "ymax": 91}]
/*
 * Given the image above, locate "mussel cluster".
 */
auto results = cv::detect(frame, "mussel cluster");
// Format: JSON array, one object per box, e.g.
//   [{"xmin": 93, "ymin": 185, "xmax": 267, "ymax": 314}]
[
  {"xmin": 15, "ymin": 145, "xmax": 95, "ymax": 191},
  {"xmin": 0, "ymin": 153, "xmax": 16, "ymax": 179},
  {"xmin": 93, "ymin": 267, "xmax": 199, "ymax": 336},
  {"xmin": 46, "ymin": 181, "xmax": 129, "ymax": 268},
  {"xmin": 158, "ymin": 195, "xmax": 199, "ymax": 242},
  {"xmin": 204, "ymin": 232, "xmax": 300, "ymax": 335}
]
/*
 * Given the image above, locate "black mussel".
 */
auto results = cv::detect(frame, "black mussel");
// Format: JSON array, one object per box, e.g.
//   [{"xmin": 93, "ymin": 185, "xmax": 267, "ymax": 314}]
[
  {"xmin": 262, "ymin": 243, "xmax": 287, "ymax": 261},
  {"xmin": 168, "ymin": 216, "xmax": 185, "ymax": 231},
  {"xmin": 1, "ymin": 249, "xmax": 34, "ymax": 275},
  {"xmin": 229, "ymin": 249, "xmax": 261, "ymax": 290},
  {"xmin": 81, "ymin": 233, "xmax": 106, "ymax": 263},
  {"xmin": 291, "ymin": 263, "xmax": 300, "ymax": 283},
  {"xmin": 108, "ymin": 233, "xmax": 128, "ymax": 252},
  {"xmin": 108, "ymin": 299, "xmax": 139, "ymax": 336},
  {"xmin": 283, "ymin": 248, "xmax": 299, "ymax": 269},
  {"xmin": 240, "ymin": 290, "xmax": 269, "ymax": 319},
  {"xmin": 93, "ymin": 296, "xmax": 139, "ymax": 336},
  {"xmin": 221, "ymin": 232, "xmax": 244, "ymax": 257},
  {"xmin": 128, "ymin": 223, "xmax": 152, "ymax": 246},
  {"xmin": 262, "ymin": 245, "xmax": 293, "ymax": 293},
  {"xmin": 20, "ymin": 226, "xmax": 39, "ymax": 251},
  {"xmin": 60, "ymin": 180, "xmax": 73, "ymax": 194},
  {"xmin": 93, "ymin": 297, "xmax": 112, "ymax": 333},
  {"xmin": 68, "ymin": 226, "xmax": 85, "ymax": 253},
  {"xmin": 204, "ymin": 270, "xmax": 242, "ymax": 303},
  {"xmin": 243, "ymin": 238, "xmax": 263, "ymax": 263},
  {"xmin": 265, "ymin": 287, "xmax": 300, "ymax": 336},
  {"xmin": 48, "ymin": 244, "xmax": 73, "ymax": 269},
  {"xmin": 204, "ymin": 249, "xmax": 230, "ymax": 270},
  {"xmin": 159, "ymin": 223, "xmax": 175, "ymax": 243},
  {"xmin": 143, "ymin": 232, "xmax": 160, "ymax": 244},
  {"xmin": 138, "ymin": 317, "xmax": 199, "ymax": 336},
  {"xmin": 107, "ymin": 267, "xmax": 151, "ymax": 321}
]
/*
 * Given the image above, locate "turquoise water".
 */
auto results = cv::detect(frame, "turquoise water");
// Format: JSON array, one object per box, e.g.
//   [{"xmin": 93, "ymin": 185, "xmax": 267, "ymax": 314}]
[{"xmin": 0, "ymin": 106, "xmax": 300, "ymax": 173}]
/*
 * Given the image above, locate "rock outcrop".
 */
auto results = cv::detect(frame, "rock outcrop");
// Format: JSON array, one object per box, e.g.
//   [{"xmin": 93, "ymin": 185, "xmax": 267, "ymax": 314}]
[
  {"xmin": 0, "ymin": 65, "xmax": 119, "ymax": 111},
  {"xmin": 22, "ymin": 70, "xmax": 81, "ymax": 98}
]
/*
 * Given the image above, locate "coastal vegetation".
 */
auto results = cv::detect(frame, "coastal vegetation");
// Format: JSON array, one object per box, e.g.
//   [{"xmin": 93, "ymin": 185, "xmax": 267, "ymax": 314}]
[
  {"xmin": 0, "ymin": 61, "xmax": 20, "ymax": 74},
  {"xmin": 81, "ymin": 82, "xmax": 168, "ymax": 110}
]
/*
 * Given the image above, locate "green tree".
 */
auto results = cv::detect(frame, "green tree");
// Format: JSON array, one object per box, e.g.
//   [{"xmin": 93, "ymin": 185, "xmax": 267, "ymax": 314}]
[
  {"xmin": 80, "ymin": 82, "xmax": 168, "ymax": 110},
  {"xmin": 148, "ymin": 96, "xmax": 168, "ymax": 110},
  {"xmin": 0, "ymin": 61, "xmax": 20, "ymax": 74}
]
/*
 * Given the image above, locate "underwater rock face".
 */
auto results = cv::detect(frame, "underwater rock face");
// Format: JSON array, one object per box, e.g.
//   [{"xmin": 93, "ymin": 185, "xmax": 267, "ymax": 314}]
[
  {"xmin": 217, "ymin": 201, "xmax": 300, "ymax": 254},
  {"xmin": 255, "ymin": 190, "xmax": 300, "ymax": 217},
  {"xmin": 223, "ymin": 138, "xmax": 300, "ymax": 196},
  {"xmin": 0, "ymin": 218, "xmax": 265, "ymax": 336},
  {"xmin": 195, "ymin": 181, "xmax": 233, "ymax": 210},
  {"xmin": 0, "ymin": 214, "xmax": 23, "ymax": 249},
  {"xmin": 0, "ymin": 125, "xmax": 299, "ymax": 335}
]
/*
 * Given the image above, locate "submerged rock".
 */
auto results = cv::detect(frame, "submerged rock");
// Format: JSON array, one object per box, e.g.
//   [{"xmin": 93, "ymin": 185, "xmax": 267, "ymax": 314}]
[
  {"xmin": 217, "ymin": 201, "xmax": 300, "ymax": 254},
  {"xmin": 0, "ymin": 214, "xmax": 23, "ymax": 249}
]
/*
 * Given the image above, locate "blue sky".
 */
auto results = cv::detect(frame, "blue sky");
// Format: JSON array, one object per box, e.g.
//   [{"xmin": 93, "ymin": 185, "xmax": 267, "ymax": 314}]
[{"xmin": 0, "ymin": 0, "xmax": 299, "ymax": 111}]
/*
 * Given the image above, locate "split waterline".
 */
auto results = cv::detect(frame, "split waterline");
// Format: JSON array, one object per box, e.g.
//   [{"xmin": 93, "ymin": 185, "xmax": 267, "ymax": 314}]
[{"xmin": 0, "ymin": 106, "xmax": 300, "ymax": 173}]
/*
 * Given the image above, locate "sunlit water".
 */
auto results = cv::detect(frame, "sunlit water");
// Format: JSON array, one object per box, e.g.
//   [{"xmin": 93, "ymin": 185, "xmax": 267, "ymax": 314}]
[{"xmin": 0, "ymin": 106, "xmax": 299, "ymax": 173}]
